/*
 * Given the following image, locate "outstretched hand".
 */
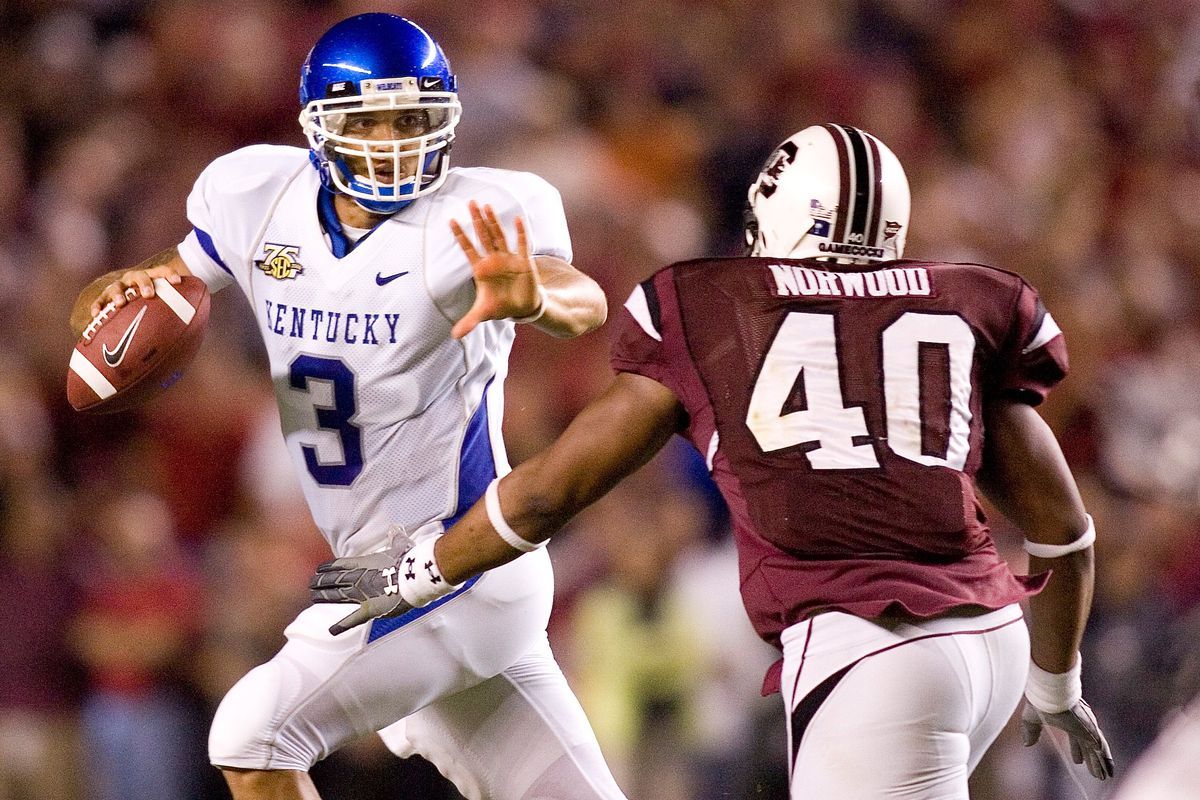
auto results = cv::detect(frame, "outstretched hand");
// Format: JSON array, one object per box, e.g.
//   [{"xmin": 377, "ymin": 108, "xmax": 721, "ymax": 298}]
[{"xmin": 449, "ymin": 201, "xmax": 543, "ymax": 339}]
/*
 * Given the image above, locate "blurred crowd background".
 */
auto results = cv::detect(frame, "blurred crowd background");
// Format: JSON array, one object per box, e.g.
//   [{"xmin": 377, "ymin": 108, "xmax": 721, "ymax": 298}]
[{"xmin": 2, "ymin": 0, "xmax": 1199, "ymax": 798}]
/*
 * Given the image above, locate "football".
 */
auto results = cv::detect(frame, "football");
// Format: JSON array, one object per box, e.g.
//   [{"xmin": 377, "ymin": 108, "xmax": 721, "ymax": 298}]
[{"xmin": 67, "ymin": 276, "xmax": 211, "ymax": 414}]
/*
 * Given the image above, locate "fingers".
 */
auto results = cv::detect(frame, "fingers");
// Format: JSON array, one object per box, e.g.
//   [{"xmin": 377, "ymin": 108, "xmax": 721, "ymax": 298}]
[
  {"xmin": 469, "ymin": 201, "xmax": 505, "ymax": 252},
  {"xmin": 329, "ymin": 603, "xmax": 373, "ymax": 636},
  {"xmin": 452, "ymin": 201, "xmax": 515, "ymax": 259},
  {"xmin": 309, "ymin": 569, "xmax": 349, "ymax": 591},
  {"xmin": 327, "ymin": 595, "xmax": 412, "ymax": 636},
  {"xmin": 1019, "ymin": 705, "xmax": 1042, "ymax": 746},
  {"xmin": 146, "ymin": 265, "xmax": 183, "ymax": 285},
  {"xmin": 315, "ymin": 555, "xmax": 378, "ymax": 572},
  {"xmin": 451, "ymin": 308, "xmax": 483, "ymax": 340},
  {"xmin": 88, "ymin": 267, "xmax": 181, "ymax": 318},
  {"xmin": 90, "ymin": 283, "xmax": 133, "ymax": 318},
  {"xmin": 514, "ymin": 215, "xmax": 529, "ymax": 259},
  {"xmin": 1020, "ymin": 718, "xmax": 1042, "ymax": 747},
  {"xmin": 125, "ymin": 270, "xmax": 156, "ymax": 300},
  {"xmin": 450, "ymin": 218, "xmax": 481, "ymax": 263},
  {"xmin": 480, "ymin": 203, "xmax": 509, "ymax": 252},
  {"xmin": 1069, "ymin": 735, "xmax": 1084, "ymax": 764},
  {"xmin": 1075, "ymin": 737, "xmax": 1111, "ymax": 779}
]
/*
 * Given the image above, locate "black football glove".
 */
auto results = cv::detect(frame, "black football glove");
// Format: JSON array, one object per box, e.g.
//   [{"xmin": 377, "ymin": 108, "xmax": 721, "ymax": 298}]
[
  {"xmin": 310, "ymin": 552, "xmax": 413, "ymax": 636},
  {"xmin": 1021, "ymin": 699, "xmax": 1115, "ymax": 780}
]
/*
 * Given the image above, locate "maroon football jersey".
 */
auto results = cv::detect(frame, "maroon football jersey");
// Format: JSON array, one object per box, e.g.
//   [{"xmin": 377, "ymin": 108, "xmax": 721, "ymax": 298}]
[{"xmin": 610, "ymin": 257, "xmax": 1066, "ymax": 651}]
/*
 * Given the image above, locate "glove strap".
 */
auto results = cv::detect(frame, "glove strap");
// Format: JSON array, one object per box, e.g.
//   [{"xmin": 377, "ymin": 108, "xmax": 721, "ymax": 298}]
[
  {"xmin": 393, "ymin": 538, "xmax": 461, "ymax": 607},
  {"xmin": 486, "ymin": 478, "xmax": 546, "ymax": 552},
  {"xmin": 1023, "ymin": 514, "xmax": 1095, "ymax": 559},
  {"xmin": 1026, "ymin": 653, "xmax": 1083, "ymax": 714}
]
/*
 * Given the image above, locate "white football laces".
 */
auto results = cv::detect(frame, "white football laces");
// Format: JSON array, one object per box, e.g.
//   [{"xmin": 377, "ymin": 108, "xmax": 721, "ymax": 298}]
[{"xmin": 82, "ymin": 287, "xmax": 139, "ymax": 343}]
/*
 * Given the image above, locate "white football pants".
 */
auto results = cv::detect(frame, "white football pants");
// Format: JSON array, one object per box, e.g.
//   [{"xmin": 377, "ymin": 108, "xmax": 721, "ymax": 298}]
[
  {"xmin": 781, "ymin": 604, "xmax": 1029, "ymax": 800},
  {"xmin": 208, "ymin": 549, "xmax": 626, "ymax": 800}
]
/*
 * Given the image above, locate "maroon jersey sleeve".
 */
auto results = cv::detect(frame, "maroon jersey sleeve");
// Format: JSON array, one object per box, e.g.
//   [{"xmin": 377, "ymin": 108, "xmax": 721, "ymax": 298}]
[
  {"xmin": 992, "ymin": 279, "xmax": 1068, "ymax": 405},
  {"xmin": 610, "ymin": 270, "xmax": 719, "ymax": 455},
  {"xmin": 610, "ymin": 277, "xmax": 670, "ymax": 384}
]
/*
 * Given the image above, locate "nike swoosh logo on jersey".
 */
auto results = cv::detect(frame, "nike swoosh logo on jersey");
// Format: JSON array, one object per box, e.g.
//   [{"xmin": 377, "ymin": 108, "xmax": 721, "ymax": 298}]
[
  {"xmin": 375, "ymin": 271, "xmax": 410, "ymax": 285},
  {"xmin": 102, "ymin": 306, "xmax": 148, "ymax": 368}
]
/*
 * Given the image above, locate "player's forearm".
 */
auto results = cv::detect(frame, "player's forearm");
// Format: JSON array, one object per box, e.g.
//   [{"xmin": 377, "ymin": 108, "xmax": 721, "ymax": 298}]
[
  {"xmin": 434, "ymin": 373, "xmax": 682, "ymax": 584},
  {"xmin": 529, "ymin": 257, "xmax": 607, "ymax": 338},
  {"xmin": 978, "ymin": 399, "xmax": 1096, "ymax": 675},
  {"xmin": 434, "ymin": 421, "xmax": 637, "ymax": 583},
  {"xmin": 1028, "ymin": 546, "xmax": 1095, "ymax": 674}
]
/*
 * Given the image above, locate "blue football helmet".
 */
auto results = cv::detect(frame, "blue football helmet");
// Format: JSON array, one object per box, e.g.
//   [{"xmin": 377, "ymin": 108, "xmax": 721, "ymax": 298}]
[{"xmin": 299, "ymin": 14, "xmax": 461, "ymax": 214}]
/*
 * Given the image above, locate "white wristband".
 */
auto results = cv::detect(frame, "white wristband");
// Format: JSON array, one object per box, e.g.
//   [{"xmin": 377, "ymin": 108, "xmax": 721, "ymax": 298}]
[
  {"xmin": 485, "ymin": 478, "xmax": 546, "ymax": 552},
  {"xmin": 392, "ymin": 537, "xmax": 461, "ymax": 607},
  {"xmin": 512, "ymin": 285, "xmax": 548, "ymax": 324},
  {"xmin": 1023, "ymin": 514, "xmax": 1096, "ymax": 559},
  {"xmin": 1025, "ymin": 654, "xmax": 1083, "ymax": 714}
]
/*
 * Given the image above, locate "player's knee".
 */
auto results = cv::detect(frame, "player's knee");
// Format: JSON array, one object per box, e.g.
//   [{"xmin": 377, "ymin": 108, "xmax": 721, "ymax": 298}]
[{"xmin": 209, "ymin": 661, "xmax": 313, "ymax": 771}]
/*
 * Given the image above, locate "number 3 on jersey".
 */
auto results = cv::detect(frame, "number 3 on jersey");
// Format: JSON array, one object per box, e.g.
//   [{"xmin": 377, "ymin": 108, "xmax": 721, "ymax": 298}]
[
  {"xmin": 289, "ymin": 355, "xmax": 364, "ymax": 486},
  {"xmin": 746, "ymin": 311, "xmax": 975, "ymax": 470}
]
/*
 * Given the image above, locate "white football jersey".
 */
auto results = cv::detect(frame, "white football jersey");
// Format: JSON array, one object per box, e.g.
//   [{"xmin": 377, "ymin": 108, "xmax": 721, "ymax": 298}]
[{"xmin": 177, "ymin": 145, "xmax": 572, "ymax": 557}]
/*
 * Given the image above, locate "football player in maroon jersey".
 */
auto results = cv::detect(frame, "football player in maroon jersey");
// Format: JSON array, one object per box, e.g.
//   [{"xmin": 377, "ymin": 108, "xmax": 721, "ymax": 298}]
[{"xmin": 313, "ymin": 124, "xmax": 1113, "ymax": 798}]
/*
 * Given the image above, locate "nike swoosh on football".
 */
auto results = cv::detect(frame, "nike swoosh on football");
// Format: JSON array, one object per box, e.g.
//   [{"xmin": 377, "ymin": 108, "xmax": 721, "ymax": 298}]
[
  {"xmin": 375, "ymin": 271, "xmax": 410, "ymax": 285},
  {"xmin": 102, "ymin": 306, "xmax": 149, "ymax": 368}
]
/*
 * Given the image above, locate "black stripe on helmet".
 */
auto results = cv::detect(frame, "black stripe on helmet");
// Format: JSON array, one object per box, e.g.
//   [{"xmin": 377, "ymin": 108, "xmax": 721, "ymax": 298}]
[
  {"xmin": 822, "ymin": 124, "xmax": 853, "ymax": 242},
  {"xmin": 864, "ymin": 131, "xmax": 884, "ymax": 248},
  {"xmin": 838, "ymin": 125, "xmax": 874, "ymax": 246}
]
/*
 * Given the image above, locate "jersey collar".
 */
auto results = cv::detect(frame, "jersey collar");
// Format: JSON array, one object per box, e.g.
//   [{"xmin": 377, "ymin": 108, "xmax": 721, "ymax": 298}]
[{"xmin": 317, "ymin": 187, "xmax": 387, "ymax": 259}]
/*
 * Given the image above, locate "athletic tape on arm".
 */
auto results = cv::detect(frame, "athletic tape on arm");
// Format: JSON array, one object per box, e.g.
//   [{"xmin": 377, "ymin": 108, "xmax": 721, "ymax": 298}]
[
  {"xmin": 1026, "ymin": 653, "xmax": 1083, "ymax": 714},
  {"xmin": 485, "ymin": 478, "xmax": 546, "ymax": 552},
  {"xmin": 1023, "ymin": 514, "xmax": 1096, "ymax": 559}
]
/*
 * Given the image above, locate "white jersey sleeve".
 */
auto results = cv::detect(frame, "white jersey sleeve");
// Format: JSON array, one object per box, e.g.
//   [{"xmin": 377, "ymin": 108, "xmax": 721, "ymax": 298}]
[
  {"xmin": 177, "ymin": 145, "xmax": 311, "ymax": 293},
  {"xmin": 425, "ymin": 168, "xmax": 573, "ymax": 321}
]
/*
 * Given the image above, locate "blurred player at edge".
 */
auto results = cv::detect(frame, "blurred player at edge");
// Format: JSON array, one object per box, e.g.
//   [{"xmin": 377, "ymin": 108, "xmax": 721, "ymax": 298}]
[
  {"xmin": 69, "ymin": 13, "xmax": 629, "ymax": 800},
  {"xmin": 313, "ymin": 124, "xmax": 1115, "ymax": 798}
]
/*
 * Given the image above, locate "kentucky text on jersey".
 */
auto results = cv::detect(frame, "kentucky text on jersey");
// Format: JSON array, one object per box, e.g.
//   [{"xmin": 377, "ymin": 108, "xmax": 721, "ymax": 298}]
[
  {"xmin": 768, "ymin": 264, "xmax": 932, "ymax": 298},
  {"xmin": 264, "ymin": 299, "xmax": 403, "ymax": 345}
]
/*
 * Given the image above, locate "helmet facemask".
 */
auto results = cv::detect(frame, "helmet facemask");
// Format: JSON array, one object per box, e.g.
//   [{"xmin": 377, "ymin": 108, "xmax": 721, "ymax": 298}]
[{"xmin": 300, "ymin": 78, "xmax": 461, "ymax": 214}]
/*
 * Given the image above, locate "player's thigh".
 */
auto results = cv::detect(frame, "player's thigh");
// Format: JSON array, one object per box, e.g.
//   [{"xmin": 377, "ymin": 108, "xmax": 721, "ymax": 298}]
[
  {"xmin": 210, "ymin": 552, "xmax": 554, "ymax": 771},
  {"xmin": 791, "ymin": 636, "xmax": 974, "ymax": 800},
  {"xmin": 786, "ymin": 613, "xmax": 1028, "ymax": 800},
  {"xmin": 380, "ymin": 636, "xmax": 627, "ymax": 800},
  {"xmin": 965, "ymin": 618, "xmax": 1028, "ymax": 773}
]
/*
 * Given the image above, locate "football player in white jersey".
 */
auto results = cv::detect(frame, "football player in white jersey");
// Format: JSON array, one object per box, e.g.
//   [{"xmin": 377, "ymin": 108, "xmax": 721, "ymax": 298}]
[{"xmin": 69, "ymin": 13, "xmax": 627, "ymax": 800}]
